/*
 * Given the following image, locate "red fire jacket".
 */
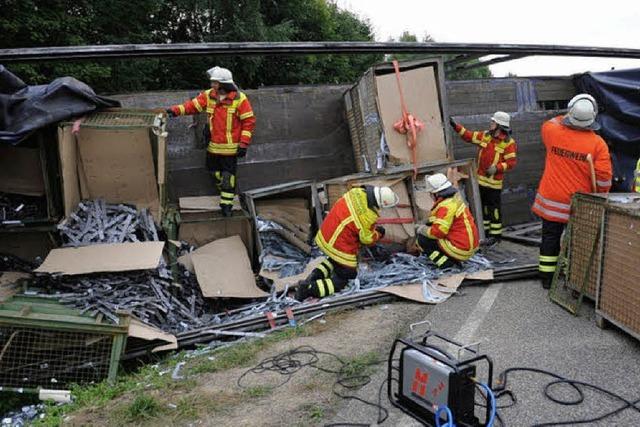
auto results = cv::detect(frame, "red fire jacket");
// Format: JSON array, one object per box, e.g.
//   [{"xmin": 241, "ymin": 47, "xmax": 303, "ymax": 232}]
[
  {"xmin": 422, "ymin": 193, "xmax": 479, "ymax": 261},
  {"xmin": 454, "ymin": 124, "xmax": 517, "ymax": 190},
  {"xmin": 532, "ymin": 116, "xmax": 612, "ymax": 223},
  {"xmin": 315, "ymin": 188, "xmax": 382, "ymax": 268},
  {"xmin": 170, "ymin": 89, "xmax": 256, "ymax": 156}
]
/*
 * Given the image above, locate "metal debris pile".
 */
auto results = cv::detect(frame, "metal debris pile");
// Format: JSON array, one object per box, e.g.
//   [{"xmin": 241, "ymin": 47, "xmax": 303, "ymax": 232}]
[
  {"xmin": 0, "ymin": 253, "xmax": 37, "ymax": 272},
  {"xmin": 0, "ymin": 193, "xmax": 47, "ymax": 223},
  {"xmin": 31, "ymin": 264, "xmax": 210, "ymax": 334},
  {"xmin": 257, "ymin": 217, "xmax": 317, "ymax": 278},
  {"xmin": 57, "ymin": 199, "xmax": 159, "ymax": 246},
  {"xmin": 1, "ymin": 404, "xmax": 46, "ymax": 426}
]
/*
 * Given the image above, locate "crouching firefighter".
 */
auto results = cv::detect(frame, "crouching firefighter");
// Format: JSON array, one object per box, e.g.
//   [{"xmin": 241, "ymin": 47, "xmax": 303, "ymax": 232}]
[
  {"xmin": 415, "ymin": 174, "xmax": 480, "ymax": 268},
  {"xmin": 165, "ymin": 66, "xmax": 256, "ymax": 217},
  {"xmin": 295, "ymin": 186, "xmax": 399, "ymax": 300}
]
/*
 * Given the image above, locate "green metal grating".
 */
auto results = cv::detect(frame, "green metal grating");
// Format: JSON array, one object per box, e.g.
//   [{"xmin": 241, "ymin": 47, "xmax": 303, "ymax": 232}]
[
  {"xmin": 0, "ymin": 295, "xmax": 128, "ymax": 391},
  {"xmin": 61, "ymin": 109, "xmax": 160, "ymax": 129}
]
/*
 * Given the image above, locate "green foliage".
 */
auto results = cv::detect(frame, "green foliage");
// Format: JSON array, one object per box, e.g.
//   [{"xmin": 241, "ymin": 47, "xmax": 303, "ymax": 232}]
[
  {"xmin": 387, "ymin": 31, "xmax": 492, "ymax": 80},
  {"xmin": 122, "ymin": 394, "xmax": 162, "ymax": 422},
  {"xmin": 1, "ymin": 0, "xmax": 382, "ymax": 92}
]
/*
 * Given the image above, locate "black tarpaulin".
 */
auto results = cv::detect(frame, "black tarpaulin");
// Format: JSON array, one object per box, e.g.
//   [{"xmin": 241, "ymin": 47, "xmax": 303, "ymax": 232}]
[
  {"xmin": 575, "ymin": 68, "xmax": 640, "ymax": 191},
  {"xmin": 0, "ymin": 65, "xmax": 120, "ymax": 145}
]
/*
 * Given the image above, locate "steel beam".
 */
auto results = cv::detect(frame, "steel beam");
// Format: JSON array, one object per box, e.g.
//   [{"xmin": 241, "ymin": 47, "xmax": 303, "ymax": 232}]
[
  {"xmin": 2, "ymin": 42, "xmax": 640, "ymax": 63},
  {"xmin": 453, "ymin": 54, "xmax": 528, "ymax": 71}
]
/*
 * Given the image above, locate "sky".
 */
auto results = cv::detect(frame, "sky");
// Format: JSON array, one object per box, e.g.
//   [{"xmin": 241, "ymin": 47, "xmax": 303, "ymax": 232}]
[{"xmin": 334, "ymin": 0, "xmax": 640, "ymax": 77}]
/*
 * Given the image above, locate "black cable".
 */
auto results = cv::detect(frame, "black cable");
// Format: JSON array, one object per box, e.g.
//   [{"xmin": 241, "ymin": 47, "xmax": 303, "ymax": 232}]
[
  {"xmin": 494, "ymin": 367, "xmax": 640, "ymax": 426},
  {"xmin": 237, "ymin": 345, "xmax": 389, "ymax": 425}
]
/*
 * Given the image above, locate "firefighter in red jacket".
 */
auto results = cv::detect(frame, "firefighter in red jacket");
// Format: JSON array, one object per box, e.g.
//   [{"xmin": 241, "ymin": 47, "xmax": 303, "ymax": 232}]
[
  {"xmin": 166, "ymin": 66, "xmax": 256, "ymax": 217},
  {"xmin": 295, "ymin": 185, "xmax": 399, "ymax": 300},
  {"xmin": 449, "ymin": 112, "xmax": 517, "ymax": 242},
  {"xmin": 415, "ymin": 174, "xmax": 479, "ymax": 267},
  {"xmin": 533, "ymin": 94, "xmax": 612, "ymax": 289}
]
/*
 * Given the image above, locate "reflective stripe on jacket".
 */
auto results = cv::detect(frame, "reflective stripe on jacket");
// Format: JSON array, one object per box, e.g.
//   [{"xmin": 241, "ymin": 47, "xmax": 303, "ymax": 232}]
[
  {"xmin": 170, "ymin": 89, "xmax": 256, "ymax": 156},
  {"xmin": 635, "ymin": 158, "xmax": 640, "ymax": 192},
  {"xmin": 455, "ymin": 124, "xmax": 517, "ymax": 190},
  {"xmin": 315, "ymin": 188, "xmax": 382, "ymax": 268},
  {"xmin": 422, "ymin": 193, "xmax": 479, "ymax": 261},
  {"xmin": 532, "ymin": 116, "xmax": 612, "ymax": 223}
]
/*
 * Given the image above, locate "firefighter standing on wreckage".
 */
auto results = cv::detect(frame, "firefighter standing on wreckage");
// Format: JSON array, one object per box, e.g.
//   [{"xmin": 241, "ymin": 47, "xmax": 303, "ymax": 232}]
[
  {"xmin": 449, "ymin": 112, "xmax": 517, "ymax": 243},
  {"xmin": 296, "ymin": 186, "xmax": 399, "ymax": 301},
  {"xmin": 165, "ymin": 67, "xmax": 256, "ymax": 217},
  {"xmin": 414, "ymin": 174, "xmax": 480, "ymax": 268},
  {"xmin": 533, "ymin": 94, "xmax": 612, "ymax": 289}
]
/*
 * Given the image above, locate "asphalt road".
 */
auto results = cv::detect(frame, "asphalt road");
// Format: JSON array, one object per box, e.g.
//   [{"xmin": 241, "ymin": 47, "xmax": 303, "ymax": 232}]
[{"xmin": 327, "ymin": 278, "xmax": 640, "ymax": 426}]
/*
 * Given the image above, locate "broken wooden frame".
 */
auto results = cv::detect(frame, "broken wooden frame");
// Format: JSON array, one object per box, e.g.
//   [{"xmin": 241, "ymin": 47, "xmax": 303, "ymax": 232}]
[
  {"xmin": 320, "ymin": 158, "xmax": 485, "ymax": 242},
  {"xmin": 501, "ymin": 221, "xmax": 542, "ymax": 246}
]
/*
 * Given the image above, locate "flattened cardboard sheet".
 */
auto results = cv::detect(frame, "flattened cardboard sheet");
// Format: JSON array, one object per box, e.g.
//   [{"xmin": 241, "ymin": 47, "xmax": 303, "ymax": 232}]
[
  {"xmin": 375, "ymin": 66, "xmax": 448, "ymax": 165},
  {"xmin": 179, "ymin": 196, "xmax": 241, "ymax": 212},
  {"xmin": 128, "ymin": 318, "xmax": 177, "ymax": 352},
  {"xmin": 255, "ymin": 198, "xmax": 310, "ymax": 226},
  {"xmin": 260, "ymin": 257, "xmax": 324, "ymax": 292},
  {"xmin": 178, "ymin": 228, "xmax": 253, "ymax": 271},
  {"xmin": 191, "ymin": 236, "xmax": 267, "ymax": 299},
  {"xmin": 0, "ymin": 145, "xmax": 45, "ymax": 196},
  {"xmin": 34, "ymin": 242, "xmax": 164, "ymax": 275}
]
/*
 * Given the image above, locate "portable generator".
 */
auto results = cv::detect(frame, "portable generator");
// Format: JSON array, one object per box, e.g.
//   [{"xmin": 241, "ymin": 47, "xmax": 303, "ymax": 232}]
[{"xmin": 387, "ymin": 321, "xmax": 494, "ymax": 426}]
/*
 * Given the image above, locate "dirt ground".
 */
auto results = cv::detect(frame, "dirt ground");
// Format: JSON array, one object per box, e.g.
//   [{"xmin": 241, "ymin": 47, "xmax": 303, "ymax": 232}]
[{"xmin": 62, "ymin": 301, "xmax": 429, "ymax": 427}]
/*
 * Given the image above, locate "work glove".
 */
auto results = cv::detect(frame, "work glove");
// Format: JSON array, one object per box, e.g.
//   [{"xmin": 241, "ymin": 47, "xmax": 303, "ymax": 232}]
[
  {"xmin": 449, "ymin": 117, "xmax": 458, "ymax": 129},
  {"xmin": 375, "ymin": 226, "xmax": 386, "ymax": 238},
  {"xmin": 415, "ymin": 224, "xmax": 428, "ymax": 236},
  {"xmin": 486, "ymin": 165, "xmax": 497, "ymax": 175},
  {"xmin": 236, "ymin": 147, "xmax": 248, "ymax": 158},
  {"xmin": 165, "ymin": 108, "xmax": 177, "ymax": 118}
]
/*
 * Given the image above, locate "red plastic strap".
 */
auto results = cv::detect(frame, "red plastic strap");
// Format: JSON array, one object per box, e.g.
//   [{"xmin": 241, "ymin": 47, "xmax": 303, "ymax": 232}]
[
  {"xmin": 377, "ymin": 217, "xmax": 414, "ymax": 224},
  {"xmin": 285, "ymin": 307, "xmax": 297, "ymax": 327}
]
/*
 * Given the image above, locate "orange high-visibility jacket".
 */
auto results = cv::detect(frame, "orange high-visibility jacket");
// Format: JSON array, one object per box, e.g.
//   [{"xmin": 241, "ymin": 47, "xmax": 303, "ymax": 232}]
[
  {"xmin": 454, "ymin": 124, "xmax": 517, "ymax": 190},
  {"xmin": 170, "ymin": 89, "xmax": 256, "ymax": 156},
  {"xmin": 422, "ymin": 193, "xmax": 479, "ymax": 261},
  {"xmin": 532, "ymin": 116, "xmax": 612, "ymax": 223},
  {"xmin": 315, "ymin": 188, "xmax": 382, "ymax": 268}
]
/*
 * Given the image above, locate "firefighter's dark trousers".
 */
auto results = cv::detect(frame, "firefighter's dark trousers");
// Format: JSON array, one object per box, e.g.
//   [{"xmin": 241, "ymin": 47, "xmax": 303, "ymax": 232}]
[
  {"xmin": 207, "ymin": 153, "xmax": 238, "ymax": 208},
  {"xmin": 416, "ymin": 234, "xmax": 458, "ymax": 269},
  {"xmin": 539, "ymin": 219, "xmax": 566, "ymax": 288},
  {"xmin": 303, "ymin": 258, "xmax": 357, "ymax": 298},
  {"xmin": 480, "ymin": 186, "xmax": 502, "ymax": 237}
]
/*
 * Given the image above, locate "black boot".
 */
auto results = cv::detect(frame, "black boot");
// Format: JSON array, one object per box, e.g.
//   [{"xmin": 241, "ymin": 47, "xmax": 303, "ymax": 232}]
[
  {"xmin": 295, "ymin": 281, "xmax": 312, "ymax": 301},
  {"xmin": 221, "ymin": 205, "xmax": 232, "ymax": 217}
]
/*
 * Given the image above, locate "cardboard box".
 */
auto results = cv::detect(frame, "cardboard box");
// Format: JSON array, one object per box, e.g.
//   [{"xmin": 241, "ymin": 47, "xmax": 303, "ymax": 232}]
[
  {"xmin": 57, "ymin": 109, "xmax": 167, "ymax": 222},
  {"xmin": 344, "ymin": 59, "xmax": 452, "ymax": 173}
]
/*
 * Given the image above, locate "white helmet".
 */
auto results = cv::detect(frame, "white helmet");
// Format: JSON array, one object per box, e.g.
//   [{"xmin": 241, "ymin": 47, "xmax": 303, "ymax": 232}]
[
  {"xmin": 424, "ymin": 173, "xmax": 452, "ymax": 193},
  {"xmin": 206, "ymin": 66, "xmax": 234, "ymax": 84},
  {"xmin": 563, "ymin": 93, "xmax": 600, "ymax": 130},
  {"xmin": 374, "ymin": 186, "xmax": 399, "ymax": 209},
  {"xmin": 491, "ymin": 111, "xmax": 511, "ymax": 129}
]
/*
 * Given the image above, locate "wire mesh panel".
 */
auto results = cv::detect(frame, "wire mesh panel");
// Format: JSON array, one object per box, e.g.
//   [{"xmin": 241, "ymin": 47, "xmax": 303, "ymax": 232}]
[
  {"xmin": 63, "ymin": 110, "xmax": 159, "ymax": 129},
  {"xmin": 598, "ymin": 208, "xmax": 640, "ymax": 339},
  {"xmin": 568, "ymin": 194, "xmax": 606, "ymax": 299},
  {"xmin": 0, "ymin": 326, "xmax": 113, "ymax": 389}
]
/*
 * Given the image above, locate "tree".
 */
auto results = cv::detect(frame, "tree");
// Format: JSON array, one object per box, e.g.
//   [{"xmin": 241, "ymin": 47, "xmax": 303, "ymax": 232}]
[
  {"xmin": 0, "ymin": 0, "xmax": 382, "ymax": 92},
  {"xmin": 387, "ymin": 31, "xmax": 492, "ymax": 80}
]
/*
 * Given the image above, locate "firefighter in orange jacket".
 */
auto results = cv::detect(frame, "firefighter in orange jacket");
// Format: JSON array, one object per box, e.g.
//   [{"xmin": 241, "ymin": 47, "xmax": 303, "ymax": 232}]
[
  {"xmin": 449, "ymin": 112, "xmax": 517, "ymax": 242},
  {"xmin": 295, "ymin": 186, "xmax": 399, "ymax": 300},
  {"xmin": 415, "ymin": 174, "xmax": 479, "ymax": 268},
  {"xmin": 166, "ymin": 66, "xmax": 256, "ymax": 217},
  {"xmin": 533, "ymin": 94, "xmax": 612, "ymax": 289}
]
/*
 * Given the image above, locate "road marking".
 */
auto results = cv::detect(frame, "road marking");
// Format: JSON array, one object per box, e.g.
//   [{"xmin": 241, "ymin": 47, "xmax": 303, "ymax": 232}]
[{"xmin": 452, "ymin": 283, "xmax": 504, "ymax": 348}]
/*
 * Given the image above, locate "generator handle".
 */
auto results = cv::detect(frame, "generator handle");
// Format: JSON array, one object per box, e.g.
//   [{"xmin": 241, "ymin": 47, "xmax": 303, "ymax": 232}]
[
  {"xmin": 409, "ymin": 320, "xmax": 432, "ymax": 341},
  {"xmin": 457, "ymin": 341, "xmax": 481, "ymax": 360}
]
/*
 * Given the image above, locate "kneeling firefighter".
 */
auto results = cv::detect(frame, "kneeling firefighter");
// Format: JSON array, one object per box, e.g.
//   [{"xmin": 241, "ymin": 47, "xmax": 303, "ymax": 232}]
[
  {"xmin": 415, "ymin": 174, "xmax": 480, "ymax": 268},
  {"xmin": 296, "ymin": 185, "xmax": 399, "ymax": 300}
]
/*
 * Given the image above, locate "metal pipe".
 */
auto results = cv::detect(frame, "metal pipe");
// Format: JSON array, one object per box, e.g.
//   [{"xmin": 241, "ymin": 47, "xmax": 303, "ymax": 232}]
[{"xmin": 2, "ymin": 42, "xmax": 640, "ymax": 63}]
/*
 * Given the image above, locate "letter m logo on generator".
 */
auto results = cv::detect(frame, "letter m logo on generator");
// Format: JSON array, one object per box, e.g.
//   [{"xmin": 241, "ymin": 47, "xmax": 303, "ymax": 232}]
[{"xmin": 411, "ymin": 367, "xmax": 429, "ymax": 398}]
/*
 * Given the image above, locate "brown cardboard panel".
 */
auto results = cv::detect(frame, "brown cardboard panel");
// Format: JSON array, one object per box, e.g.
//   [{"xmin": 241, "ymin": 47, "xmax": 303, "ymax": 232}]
[
  {"xmin": 0, "ymin": 145, "xmax": 46, "ymax": 196},
  {"xmin": 375, "ymin": 66, "xmax": 448, "ymax": 165},
  {"xmin": 179, "ymin": 196, "xmax": 241, "ymax": 211},
  {"xmin": 76, "ymin": 127, "xmax": 160, "ymax": 220},
  {"xmin": 178, "ymin": 218, "xmax": 253, "ymax": 259},
  {"xmin": 177, "ymin": 236, "xmax": 243, "ymax": 273},
  {"xmin": 191, "ymin": 236, "xmax": 267, "ymax": 299},
  {"xmin": 128, "ymin": 318, "xmax": 177, "ymax": 352},
  {"xmin": 255, "ymin": 198, "xmax": 310, "ymax": 226},
  {"xmin": 58, "ymin": 127, "xmax": 81, "ymax": 217},
  {"xmin": 260, "ymin": 257, "xmax": 324, "ymax": 292},
  {"xmin": 34, "ymin": 241, "xmax": 164, "ymax": 275}
]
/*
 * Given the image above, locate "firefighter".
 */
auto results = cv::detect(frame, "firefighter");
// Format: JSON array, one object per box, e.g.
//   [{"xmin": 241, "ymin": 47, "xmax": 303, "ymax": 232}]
[
  {"xmin": 415, "ymin": 174, "xmax": 480, "ymax": 268},
  {"xmin": 295, "ymin": 185, "xmax": 399, "ymax": 300},
  {"xmin": 449, "ymin": 112, "xmax": 517, "ymax": 243},
  {"xmin": 165, "ymin": 66, "xmax": 256, "ymax": 217},
  {"xmin": 533, "ymin": 94, "xmax": 612, "ymax": 289},
  {"xmin": 634, "ymin": 157, "xmax": 640, "ymax": 192}
]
